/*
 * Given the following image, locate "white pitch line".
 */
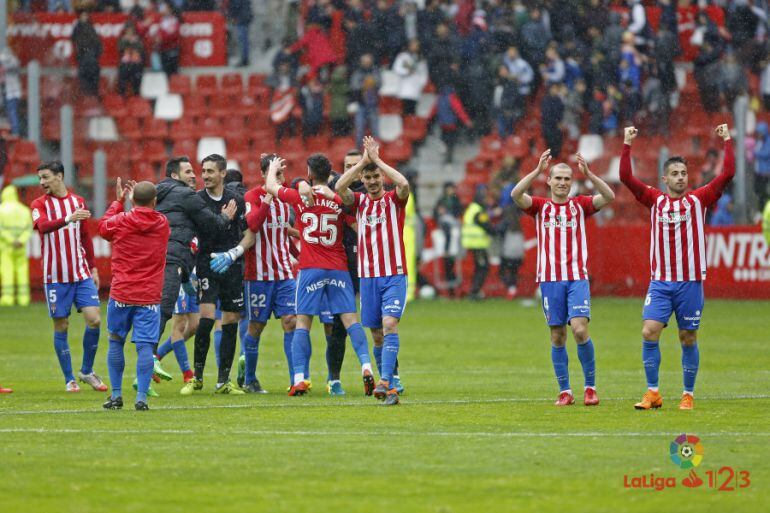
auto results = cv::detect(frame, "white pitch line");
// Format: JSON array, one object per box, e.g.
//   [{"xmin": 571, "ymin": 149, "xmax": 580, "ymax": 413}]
[
  {"xmin": 0, "ymin": 427, "xmax": 769, "ymax": 438},
  {"xmin": 0, "ymin": 393, "xmax": 768, "ymax": 416}
]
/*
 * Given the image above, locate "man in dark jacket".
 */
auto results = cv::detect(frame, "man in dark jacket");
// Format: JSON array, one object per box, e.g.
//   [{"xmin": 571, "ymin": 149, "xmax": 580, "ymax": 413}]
[
  {"xmin": 228, "ymin": 0, "xmax": 253, "ymax": 67},
  {"xmin": 155, "ymin": 157, "xmax": 236, "ymax": 355},
  {"xmin": 72, "ymin": 10, "xmax": 102, "ymax": 97}
]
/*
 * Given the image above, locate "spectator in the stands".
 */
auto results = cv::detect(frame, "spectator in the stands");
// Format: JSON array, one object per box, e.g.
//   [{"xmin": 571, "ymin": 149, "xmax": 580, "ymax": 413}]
[
  {"xmin": 493, "ymin": 159, "xmax": 524, "ymax": 300},
  {"xmin": 267, "ymin": 62, "xmax": 299, "ymax": 142},
  {"xmin": 228, "ymin": 0, "xmax": 254, "ymax": 67},
  {"xmin": 117, "ymin": 24, "xmax": 145, "ymax": 97},
  {"xmin": 710, "ymin": 189, "xmax": 735, "ymax": 226},
  {"xmin": 520, "ymin": 7, "xmax": 551, "ymax": 67},
  {"xmin": 694, "ymin": 39, "xmax": 723, "ymax": 113},
  {"xmin": 654, "ymin": 21, "xmax": 680, "ymax": 97},
  {"xmin": 403, "ymin": 1, "xmax": 419, "ymax": 41},
  {"xmin": 602, "ymin": 12, "xmax": 624, "ymax": 66},
  {"xmin": 626, "ymin": 0, "xmax": 650, "ymax": 49},
  {"xmin": 157, "ymin": 0, "xmax": 182, "ymax": 76},
  {"xmin": 433, "ymin": 181, "xmax": 463, "ymax": 297},
  {"xmin": 371, "ymin": 0, "xmax": 406, "ymax": 64},
  {"xmin": 343, "ymin": 12, "xmax": 369, "ymax": 69},
  {"xmin": 587, "ymin": 87, "xmax": 605, "ymax": 135},
  {"xmin": 602, "ymin": 83, "xmax": 622, "ymax": 135},
  {"xmin": 273, "ymin": 37, "xmax": 300, "ymax": 76},
  {"xmin": 427, "ymin": 23, "xmax": 459, "ymax": 90},
  {"xmin": 640, "ymin": 68, "xmax": 669, "ymax": 135},
  {"xmin": 0, "ymin": 47, "xmax": 22, "ymax": 136},
  {"xmin": 563, "ymin": 79, "xmax": 586, "ymax": 141},
  {"xmin": 502, "ymin": 46, "xmax": 534, "ymax": 97},
  {"xmin": 350, "ymin": 53, "xmax": 381, "ymax": 148},
  {"xmin": 720, "ymin": 50, "xmax": 748, "ymax": 108},
  {"xmin": 690, "ymin": 10, "xmax": 723, "ymax": 51},
  {"xmin": 541, "ymin": 82, "xmax": 565, "ymax": 158},
  {"xmin": 71, "ymin": 9, "xmax": 102, "ymax": 97},
  {"xmin": 98, "ymin": 0, "xmax": 120, "ymax": 12},
  {"xmin": 299, "ymin": 74, "xmax": 325, "ymax": 139},
  {"xmin": 290, "ymin": 22, "xmax": 338, "ymax": 79},
  {"xmin": 417, "ymin": 0, "xmax": 444, "ymax": 52},
  {"xmin": 493, "ymin": 65, "xmax": 524, "ymax": 139},
  {"xmin": 433, "ymin": 84, "xmax": 472, "ymax": 164},
  {"xmin": 754, "ymin": 122, "xmax": 770, "ymax": 212},
  {"xmin": 759, "ymin": 57, "xmax": 770, "ymax": 110},
  {"xmin": 540, "ymin": 46, "xmax": 565, "ymax": 86},
  {"xmin": 392, "ymin": 39, "xmax": 429, "ymax": 116},
  {"xmin": 48, "ymin": 0, "xmax": 70, "ymax": 12},
  {"xmin": 725, "ymin": 1, "xmax": 764, "ymax": 68},
  {"xmin": 329, "ymin": 65, "xmax": 351, "ymax": 137},
  {"xmin": 185, "ymin": 0, "xmax": 216, "ymax": 10},
  {"xmin": 620, "ymin": 79, "xmax": 642, "ymax": 124}
]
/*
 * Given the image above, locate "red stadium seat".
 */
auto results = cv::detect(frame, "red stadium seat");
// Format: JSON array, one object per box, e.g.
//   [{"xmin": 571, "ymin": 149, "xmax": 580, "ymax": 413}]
[
  {"xmin": 170, "ymin": 118, "xmax": 199, "ymax": 142},
  {"xmin": 130, "ymin": 161, "xmax": 158, "ymax": 182},
  {"xmin": 171, "ymin": 139, "xmax": 198, "ymax": 159},
  {"xmin": 247, "ymin": 74, "xmax": 269, "ymax": 103},
  {"xmin": 225, "ymin": 137, "xmax": 251, "ymax": 164},
  {"xmin": 117, "ymin": 117, "xmax": 142, "ymax": 141},
  {"xmin": 8, "ymin": 140, "xmax": 40, "ymax": 169},
  {"xmin": 142, "ymin": 140, "xmax": 168, "ymax": 167},
  {"xmin": 221, "ymin": 73, "xmax": 244, "ymax": 96},
  {"xmin": 168, "ymin": 74, "xmax": 192, "ymax": 96},
  {"xmin": 195, "ymin": 74, "xmax": 219, "ymax": 98},
  {"xmin": 143, "ymin": 118, "xmax": 170, "ymax": 141},
  {"xmin": 198, "ymin": 117, "xmax": 224, "ymax": 138},
  {"xmin": 125, "ymin": 96, "xmax": 153, "ymax": 120},
  {"xmin": 102, "ymin": 94, "xmax": 127, "ymax": 118}
]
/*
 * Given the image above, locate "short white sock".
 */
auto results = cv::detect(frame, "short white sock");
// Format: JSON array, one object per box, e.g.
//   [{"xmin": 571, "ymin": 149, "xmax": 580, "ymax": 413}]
[
  {"xmin": 584, "ymin": 386, "xmax": 596, "ymax": 391},
  {"xmin": 361, "ymin": 363, "xmax": 372, "ymax": 374},
  {"xmin": 562, "ymin": 389, "xmax": 573, "ymax": 396},
  {"xmin": 293, "ymin": 373, "xmax": 304, "ymax": 384},
  {"xmin": 683, "ymin": 390, "xmax": 694, "ymax": 397},
  {"xmin": 216, "ymin": 382, "xmax": 223, "ymax": 389},
  {"xmin": 648, "ymin": 387, "xmax": 659, "ymax": 392},
  {"xmin": 328, "ymin": 379, "xmax": 340, "ymax": 385}
]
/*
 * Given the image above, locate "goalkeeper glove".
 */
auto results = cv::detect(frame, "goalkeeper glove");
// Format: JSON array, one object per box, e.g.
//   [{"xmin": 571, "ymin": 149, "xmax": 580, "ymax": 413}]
[
  {"xmin": 182, "ymin": 273, "xmax": 199, "ymax": 296},
  {"xmin": 210, "ymin": 246, "xmax": 244, "ymax": 274}
]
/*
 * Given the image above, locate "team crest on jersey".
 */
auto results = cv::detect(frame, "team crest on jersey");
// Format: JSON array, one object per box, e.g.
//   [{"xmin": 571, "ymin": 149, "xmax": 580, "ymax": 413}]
[
  {"xmin": 570, "ymin": 205, "xmax": 577, "ymax": 216},
  {"xmin": 32, "ymin": 209, "xmax": 40, "ymax": 221},
  {"xmin": 682, "ymin": 198, "xmax": 690, "ymax": 209}
]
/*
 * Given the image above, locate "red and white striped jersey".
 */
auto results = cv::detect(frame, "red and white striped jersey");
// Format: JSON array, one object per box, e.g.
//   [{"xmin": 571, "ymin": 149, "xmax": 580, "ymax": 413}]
[
  {"xmin": 243, "ymin": 186, "xmax": 295, "ymax": 281},
  {"xmin": 31, "ymin": 192, "xmax": 95, "ymax": 284},
  {"xmin": 619, "ymin": 140, "xmax": 735, "ymax": 282},
  {"xmin": 352, "ymin": 191, "xmax": 408, "ymax": 278},
  {"xmin": 524, "ymin": 196, "xmax": 597, "ymax": 283}
]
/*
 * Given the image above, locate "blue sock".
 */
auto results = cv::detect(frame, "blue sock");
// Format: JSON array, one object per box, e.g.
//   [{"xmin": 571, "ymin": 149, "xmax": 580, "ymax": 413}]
[
  {"xmin": 346, "ymin": 323, "xmax": 371, "ymax": 366},
  {"xmin": 107, "ymin": 337, "xmax": 125, "ymax": 399},
  {"xmin": 135, "ymin": 342, "xmax": 154, "ymax": 403},
  {"xmin": 551, "ymin": 345, "xmax": 570, "ymax": 392},
  {"xmin": 305, "ymin": 337, "xmax": 312, "ymax": 380},
  {"xmin": 325, "ymin": 334, "xmax": 334, "ymax": 381},
  {"xmin": 373, "ymin": 345, "xmax": 383, "ymax": 375},
  {"xmin": 381, "ymin": 334, "xmax": 400, "ymax": 383},
  {"xmin": 681, "ymin": 342, "xmax": 699, "ymax": 394},
  {"xmin": 238, "ymin": 319, "xmax": 248, "ymax": 356},
  {"xmin": 157, "ymin": 337, "xmax": 173, "ymax": 359},
  {"xmin": 243, "ymin": 333, "xmax": 259, "ymax": 385},
  {"xmin": 53, "ymin": 331, "xmax": 75, "ymax": 383},
  {"xmin": 283, "ymin": 331, "xmax": 294, "ymax": 383},
  {"xmin": 291, "ymin": 328, "xmax": 311, "ymax": 382},
  {"xmin": 80, "ymin": 326, "xmax": 100, "ymax": 375},
  {"xmin": 214, "ymin": 329, "xmax": 222, "ymax": 368},
  {"xmin": 171, "ymin": 338, "xmax": 190, "ymax": 372},
  {"xmin": 576, "ymin": 339, "xmax": 596, "ymax": 388},
  {"xmin": 642, "ymin": 340, "xmax": 661, "ymax": 389}
]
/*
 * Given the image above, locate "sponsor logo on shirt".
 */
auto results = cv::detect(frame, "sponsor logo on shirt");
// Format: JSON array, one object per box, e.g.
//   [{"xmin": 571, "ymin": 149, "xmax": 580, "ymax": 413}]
[
  {"xmin": 361, "ymin": 214, "xmax": 387, "ymax": 226},
  {"xmin": 543, "ymin": 215, "xmax": 577, "ymax": 228},
  {"xmin": 658, "ymin": 212, "xmax": 692, "ymax": 224}
]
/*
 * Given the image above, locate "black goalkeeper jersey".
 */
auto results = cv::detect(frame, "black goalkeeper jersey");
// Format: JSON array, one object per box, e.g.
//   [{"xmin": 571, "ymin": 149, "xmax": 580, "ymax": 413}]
[{"xmin": 196, "ymin": 187, "xmax": 246, "ymax": 256}]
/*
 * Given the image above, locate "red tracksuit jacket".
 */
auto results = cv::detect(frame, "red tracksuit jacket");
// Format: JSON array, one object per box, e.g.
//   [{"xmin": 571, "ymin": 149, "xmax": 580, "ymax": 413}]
[{"xmin": 98, "ymin": 201, "xmax": 170, "ymax": 305}]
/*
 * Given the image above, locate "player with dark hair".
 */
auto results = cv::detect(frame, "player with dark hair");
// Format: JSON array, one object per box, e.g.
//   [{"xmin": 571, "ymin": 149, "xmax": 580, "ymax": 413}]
[
  {"xmin": 180, "ymin": 154, "xmax": 248, "ymax": 395},
  {"xmin": 155, "ymin": 156, "xmax": 237, "ymax": 383},
  {"xmin": 99, "ymin": 179, "xmax": 170, "ymax": 410},
  {"xmin": 336, "ymin": 137, "xmax": 411, "ymax": 405},
  {"xmin": 265, "ymin": 154, "xmax": 374, "ymax": 396},
  {"xmin": 31, "ymin": 161, "xmax": 106, "ymax": 393},
  {"xmin": 511, "ymin": 149, "xmax": 615, "ymax": 406},
  {"xmin": 621, "ymin": 125, "xmax": 735, "ymax": 411},
  {"xmin": 230, "ymin": 153, "xmax": 299, "ymax": 393}
]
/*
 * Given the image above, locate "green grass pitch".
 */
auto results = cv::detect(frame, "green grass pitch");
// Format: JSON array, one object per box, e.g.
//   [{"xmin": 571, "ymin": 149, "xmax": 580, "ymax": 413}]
[{"xmin": 0, "ymin": 299, "xmax": 768, "ymax": 512}]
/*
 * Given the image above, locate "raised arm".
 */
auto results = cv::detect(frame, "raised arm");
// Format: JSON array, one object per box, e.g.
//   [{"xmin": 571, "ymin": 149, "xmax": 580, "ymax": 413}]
[
  {"xmin": 696, "ymin": 124, "xmax": 735, "ymax": 206},
  {"xmin": 335, "ymin": 149, "xmax": 370, "ymax": 206},
  {"xmin": 620, "ymin": 126, "xmax": 657, "ymax": 206},
  {"xmin": 577, "ymin": 152, "xmax": 615, "ymax": 210},
  {"xmin": 265, "ymin": 157, "xmax": 286, "ymax": 197},
  {"xmin": 364, "ymin": 136, "xmax": 410, "ymax": 201},
  {"xmin": 246, "ymin": 195, "xmax": 272, "ymax": 233},
  {"xmin": 511, "ymin": 149, "xmax": 551, "ymax": 210}
]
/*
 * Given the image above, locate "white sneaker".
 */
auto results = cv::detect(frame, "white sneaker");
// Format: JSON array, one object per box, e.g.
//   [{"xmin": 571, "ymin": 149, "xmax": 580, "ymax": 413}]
[
  {"xmin": 65, "ymin": 380, "xmax": 81, "ymax": 393},
  {"xmin": 78, "ymin": 371, "xmax": 108, "ymax": 391}
]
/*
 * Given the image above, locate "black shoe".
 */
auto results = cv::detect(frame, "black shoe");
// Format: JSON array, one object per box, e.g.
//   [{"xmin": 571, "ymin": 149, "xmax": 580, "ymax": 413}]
[
  {"xmin": 243, "ymin": 379, "xmax": 268, "ymax": 394},
  {"xmin": 135, "ymin": 401, "xmax": 149, "ymax": 411},
  {"xmin": 103, "ymin": 396, "xmax": 123, "ymax": 410}
]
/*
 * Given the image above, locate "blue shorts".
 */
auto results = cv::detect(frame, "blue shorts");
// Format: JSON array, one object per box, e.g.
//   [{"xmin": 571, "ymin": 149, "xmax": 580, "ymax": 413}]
[
  {"xmin": 174, "ymin": 286, "xmax": 199, "ymax": 315},
  {"xmin": 295, "ymin": 268, "xmax": 356, "ymax": 317},
  {"xmin": 44, "ymin": 278, "xmax": 100, "ymax": 318},
  {"xmin": 539, "ymin": 280, "xmax": 591, "ymax": 327},
  {"xmin": 107, "ymin": 298, "xmax": 161, "ymax": 343},
  {"xmin": 643, "ymin": 280, "xmax": 704, "ymax": 331},
  {"xmin": 245, "ymin": 279, "xmax": 296, "ymax": 323},
  {"xmin": 360, "ymin": 275, "xmax": 408, "ymax": 328}
]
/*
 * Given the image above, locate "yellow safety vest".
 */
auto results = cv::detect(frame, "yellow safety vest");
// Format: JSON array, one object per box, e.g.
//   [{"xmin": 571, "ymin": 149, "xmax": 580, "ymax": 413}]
[
  {"xmin": 461, "ymin": 202, "xmax": 490, "ymax": 249},
  {"xmin": 0, "ymin": 185, "xmax": 32, "ymax": 251}
]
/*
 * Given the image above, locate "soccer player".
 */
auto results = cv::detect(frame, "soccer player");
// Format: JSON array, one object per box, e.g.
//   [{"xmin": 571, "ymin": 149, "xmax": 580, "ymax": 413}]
[
  {"xmin": 155, "ymin": 277, "xmax": 199, "ymax": 385},
  {"xmin": 264, "ymin": 155, "xmax": 375, "ymax": 396},
  {"xmin": 155, "ymin": 156, "xmax": 237, "ymax": 379},
  {"xmin": 511, "ymin": 149, "xmax": 615, "ymax": 406},
  {"xmin": 621, "ymin": 125, "xmax": 734, "ymax": 411},
  {"xmin": 31, "ymin": 161, "xmax": 107, "ymax": 393},
  {"xmin": 181, "ymin": 154, "xmax": 248, "ymax": 395},
  {"xmin": 236, "ymin": 153, "xmax": 298, "ymax": 393},
  {"xmin": 99, "ymin": 179, "xmax": 170, "ymax": 410},
  {"xmin": 336, "ymin": 136, "xmax": 410, "ymax": 406}
]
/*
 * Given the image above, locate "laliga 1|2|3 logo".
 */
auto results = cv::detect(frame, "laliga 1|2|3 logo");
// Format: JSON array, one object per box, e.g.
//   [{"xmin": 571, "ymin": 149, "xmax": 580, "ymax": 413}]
[{"xmin": 623, "ymin": 434, "xmax": 751, "ymax": 492}]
